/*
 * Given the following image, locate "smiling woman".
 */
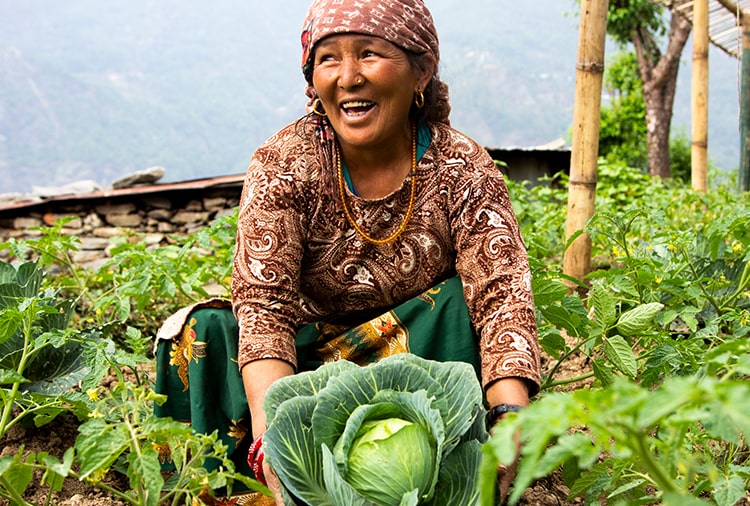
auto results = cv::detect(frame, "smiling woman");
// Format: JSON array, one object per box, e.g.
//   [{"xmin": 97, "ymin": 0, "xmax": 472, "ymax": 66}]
[{"xmin": 153, "ymin": 0, "xmax": 541, "ymax": 504}]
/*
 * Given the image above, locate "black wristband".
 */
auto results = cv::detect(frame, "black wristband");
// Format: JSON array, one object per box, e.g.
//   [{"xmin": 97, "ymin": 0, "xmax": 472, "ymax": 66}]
[{"xmin": 487, "ymin": 403, "xmax": 523, "ymax": 426}]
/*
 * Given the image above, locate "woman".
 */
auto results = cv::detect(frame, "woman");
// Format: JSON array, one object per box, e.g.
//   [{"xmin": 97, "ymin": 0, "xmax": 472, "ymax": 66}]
[{"xmin": 155, "ymin": 0, "xmax": 541, "ymax": 503}]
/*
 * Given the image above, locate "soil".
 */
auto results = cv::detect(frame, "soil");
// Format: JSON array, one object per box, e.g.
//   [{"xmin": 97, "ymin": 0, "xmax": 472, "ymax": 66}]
[{"xmin": 1, "ymin": 344, "xmax": 591, "ymax": 506}]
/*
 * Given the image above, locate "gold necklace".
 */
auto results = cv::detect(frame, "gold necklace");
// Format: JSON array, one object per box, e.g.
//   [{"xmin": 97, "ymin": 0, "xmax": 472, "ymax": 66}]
[{"xmin": 336, "ymin": 123, "xmax": 417, "ymax": 246}]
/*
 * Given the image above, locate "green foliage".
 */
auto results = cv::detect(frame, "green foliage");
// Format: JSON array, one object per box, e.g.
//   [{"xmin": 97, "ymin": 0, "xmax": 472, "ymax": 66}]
[
  {"xmin": 0, "ymin": 260, "xmax": 92, "ymax": 431},
  {"xmin": 669, "ymin": 129, "xmax": 693, "ymax": 183},
  {"xmin": 3, "ymin": 165, "xmax": 749, "ymax": 504},
  {"xmin": 505, "ymin": 176, "xmax": 568, "ymax": 263},
  {"xmin": 73, "ymin": 382, "xmax": 267, "ymax": 505},
  {"xmin": 606, "ymin": 0, "xmax": 666, "ymax": 49},
  {"xmin": 0, "ymin": 217, "xmax": 259, "ymax": 505},
  {"xmin": 482, "ymin": 376, "xmax": 750, "ymax": 505},
  {"xmin": 0, "ymin": 260, "xmax": 91, "ymax": 504},
  {"xmin": 2, "ymin": 210, "xmax": 237, "ymax": 337},
  {"xmin": 599, "ymin": 52, "xmax": 648, "ymax": 170},
  {"xmin": 597, "ymin": 42, "xmax": 698, "ymax": 179},
  {"xmin": 482, "ymin": 163, "xmax": 750, "ymax": 503},
  {"xmin": 1, "ymin": 382, "xmax": 267, "ymax": 506}
]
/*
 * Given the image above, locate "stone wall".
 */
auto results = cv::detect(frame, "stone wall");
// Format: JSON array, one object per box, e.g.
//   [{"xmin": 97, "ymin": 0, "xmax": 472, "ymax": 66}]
[
  {"xmin": 0, "ymin": 182, "xmax": 242, "ymax": 271},
  {"xmin": 0, "ymin": 147, "xmax": 570, "ymax": 270}
]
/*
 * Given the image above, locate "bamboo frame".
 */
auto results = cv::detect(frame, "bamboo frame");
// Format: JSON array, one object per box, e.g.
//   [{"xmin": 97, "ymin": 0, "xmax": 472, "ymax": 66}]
[
  {"xmin": 741, "ymin": 17, "xmax": 750, "ymax": 191},
  {"xmin": 663, "ymin": 0, "xmax": 749, "ymax": 58},
  {"xmin": 563, "ymin": 0, "xmax": 609, "ymax": 285},
  {"xmin": 692, "ymin": 0, "xmax": 709, "ymax": 191}
]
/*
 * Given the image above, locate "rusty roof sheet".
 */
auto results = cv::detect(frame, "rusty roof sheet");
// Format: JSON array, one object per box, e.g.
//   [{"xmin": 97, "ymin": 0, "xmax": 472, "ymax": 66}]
[{"xmin": 0, "ymin": 173, "xmax": 246, "ymax": 213}]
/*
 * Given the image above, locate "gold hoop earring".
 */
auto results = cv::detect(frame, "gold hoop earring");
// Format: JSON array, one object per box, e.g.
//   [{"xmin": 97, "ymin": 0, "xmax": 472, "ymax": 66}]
[
  {"xmin": 414, "ymin": 90, "xmax": 425, "ymax": 109},
  {"xmin": 312, "ymin": 98, "xmax": 327, "ymax": 117}
]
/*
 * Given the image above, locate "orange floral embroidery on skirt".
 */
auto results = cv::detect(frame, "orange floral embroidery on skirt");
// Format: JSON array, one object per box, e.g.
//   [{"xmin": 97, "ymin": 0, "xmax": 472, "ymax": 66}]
[
  {"xmin": 317, "ymin": 311, "xmax": 409, "ymax": 364},
  {"xmin": 169, "ymin": 317, "xmax": 207, "ymax": 391}
]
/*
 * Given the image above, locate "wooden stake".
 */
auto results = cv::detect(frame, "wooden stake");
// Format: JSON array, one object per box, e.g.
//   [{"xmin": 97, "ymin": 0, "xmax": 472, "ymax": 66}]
[
  {"xmin": 741, "ymin": 16, "xmax": 750, "ymax": 192},
  {"xmin": 563, "ymin": 0, "xmax": 609, "ymax": 287},
  {"xmin": 692, "ymin": 0, "xmax": 709, "ymax": 192}
]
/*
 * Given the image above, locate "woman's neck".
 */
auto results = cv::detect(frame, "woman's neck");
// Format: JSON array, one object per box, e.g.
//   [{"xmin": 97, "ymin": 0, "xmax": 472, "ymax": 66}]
[{"xmin": 338, "ymin": 129, "xmax": 414, "ymax": 200}]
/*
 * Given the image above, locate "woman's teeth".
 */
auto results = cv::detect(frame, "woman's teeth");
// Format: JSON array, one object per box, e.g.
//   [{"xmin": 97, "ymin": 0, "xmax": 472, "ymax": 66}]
[{"xmin": 342, "ymin": 101, "xmax": 375, "ymax": 116}]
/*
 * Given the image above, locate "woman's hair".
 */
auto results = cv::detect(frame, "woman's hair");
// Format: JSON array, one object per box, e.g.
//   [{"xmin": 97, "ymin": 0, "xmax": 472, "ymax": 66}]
[{"xmin": 407, "ymin": 51, "xmax": 449, "ymax": 124}]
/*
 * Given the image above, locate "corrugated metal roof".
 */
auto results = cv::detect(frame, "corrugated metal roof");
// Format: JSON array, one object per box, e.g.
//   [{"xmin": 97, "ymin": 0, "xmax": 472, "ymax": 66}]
[
  {"xmin": 658, "ymin": 0, "xmax": 749, "ymax": 58},
  {"xmin": 0, "ymin": 173, "xmax": 246, "ymax": 213}
]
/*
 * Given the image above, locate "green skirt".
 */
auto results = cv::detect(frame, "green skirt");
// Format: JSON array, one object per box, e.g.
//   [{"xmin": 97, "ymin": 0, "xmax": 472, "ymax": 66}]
[{"xmin": 154, "ymin": 276, "xmax": 479, "ymax": 499}]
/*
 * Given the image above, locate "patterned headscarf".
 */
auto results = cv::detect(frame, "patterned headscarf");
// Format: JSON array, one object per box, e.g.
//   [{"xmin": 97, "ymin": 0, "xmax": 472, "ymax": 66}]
[{"xmin": 301, "ymin": 0, "xmax": 450, "ymax": 124}]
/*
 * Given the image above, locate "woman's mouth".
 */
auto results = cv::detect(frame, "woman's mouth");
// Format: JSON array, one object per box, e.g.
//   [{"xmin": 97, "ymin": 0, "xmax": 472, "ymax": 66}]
[{"xmin": 341, "ymin": 100, "xmax": 375, "ymax": 117}]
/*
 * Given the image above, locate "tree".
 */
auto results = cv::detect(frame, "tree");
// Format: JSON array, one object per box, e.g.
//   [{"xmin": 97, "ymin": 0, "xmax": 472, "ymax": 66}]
[
  {"xmin": 606, "ymin": 0, "xmax": 692, "ymax": 178},
  {"xmin": 599, "ymin": 50, "xmax": 693, "ymax": 181},
  {"xmin": 599, "ymin": 52, "xmax": 648, "ymax": 169}
]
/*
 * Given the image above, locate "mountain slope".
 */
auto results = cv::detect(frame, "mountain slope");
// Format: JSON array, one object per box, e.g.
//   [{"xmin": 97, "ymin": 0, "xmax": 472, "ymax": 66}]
[{"xmin": 0, "ymin": 0, "xmax": 741, "ymax": 193}]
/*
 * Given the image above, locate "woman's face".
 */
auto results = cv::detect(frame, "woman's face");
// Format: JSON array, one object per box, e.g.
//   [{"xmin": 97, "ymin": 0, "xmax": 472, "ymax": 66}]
[{"xmin": 312, "ymin": 34, "xmax": 429, "ymax": 153}]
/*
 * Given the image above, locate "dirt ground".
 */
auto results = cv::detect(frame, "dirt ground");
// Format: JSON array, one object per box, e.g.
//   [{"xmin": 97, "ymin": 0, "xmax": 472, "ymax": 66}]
[{"xmin": 1, "ymin": 346, "xmax": 591, "ymax": 506}]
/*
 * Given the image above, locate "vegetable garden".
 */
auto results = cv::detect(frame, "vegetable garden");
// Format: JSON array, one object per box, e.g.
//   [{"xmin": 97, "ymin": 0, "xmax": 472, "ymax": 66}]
[{"xmin": 1, "ymin": 161, "xmax": 748, "ymax": 505}]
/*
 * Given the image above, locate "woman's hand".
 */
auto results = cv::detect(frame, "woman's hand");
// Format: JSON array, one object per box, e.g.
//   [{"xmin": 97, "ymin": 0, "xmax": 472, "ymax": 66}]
[
  {"xmin": 242, "ymin": 359, "xmax": 295, "ymax": 504},
  {"xmin": 262, "ymin": 460, "xmax": 285, "ymax": 506},
  {"xmin": 243, "ymin": 359, "xmax": 295, "ymax": 437},
  {"xmin": 495, "ymin": 427, "xmax": 522, "ymax": 504},
  {"xmin": 485, "ymin": 377, "xmax": 529, "ymax": 505}
]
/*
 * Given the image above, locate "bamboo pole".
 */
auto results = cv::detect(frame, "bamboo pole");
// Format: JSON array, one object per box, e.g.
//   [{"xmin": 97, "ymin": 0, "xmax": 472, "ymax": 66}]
[
  {"xmin": 563, "ymin": 0, "xmax": 609, "ymax": 286},
  {"xmin": 692, "ymin": 0, "xmax": 709, "ymax": 191},
  {"xmin": 741, "ymin": 16, "xmax": 750, "ymax": 192}
]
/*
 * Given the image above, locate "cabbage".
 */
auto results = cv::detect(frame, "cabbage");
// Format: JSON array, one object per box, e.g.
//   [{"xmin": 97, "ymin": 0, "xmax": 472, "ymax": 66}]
[
  {"xmin": 262, "ymin": 354, "xmax": 488, "ymax": 505},
  {"xmin": 346, "ymin": 417, "xmax": 436, "ymax": 504}
]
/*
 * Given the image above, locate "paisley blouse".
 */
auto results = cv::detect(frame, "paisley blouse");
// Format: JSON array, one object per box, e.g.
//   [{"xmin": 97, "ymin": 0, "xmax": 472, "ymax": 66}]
[{"xmin": 231, "ymin": 119, "xmax": 541, "ymax": 393}]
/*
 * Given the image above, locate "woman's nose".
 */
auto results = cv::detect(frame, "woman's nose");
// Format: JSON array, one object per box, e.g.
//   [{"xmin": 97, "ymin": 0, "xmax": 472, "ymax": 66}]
[{"xmin": 338, "ymin": 58, "xmax": 362, "ymax": 89}]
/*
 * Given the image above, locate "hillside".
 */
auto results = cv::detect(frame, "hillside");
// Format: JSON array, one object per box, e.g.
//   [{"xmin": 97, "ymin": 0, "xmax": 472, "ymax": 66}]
[{"xmin": 0, "ymin": 0, "xmax": 742, "ymax": 193}]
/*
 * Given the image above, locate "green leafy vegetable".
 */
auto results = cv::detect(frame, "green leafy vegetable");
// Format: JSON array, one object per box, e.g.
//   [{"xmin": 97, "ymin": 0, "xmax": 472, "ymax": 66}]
[{"xmin": 262, "ymin": 354, "xmax": 488, "ymax": 506}]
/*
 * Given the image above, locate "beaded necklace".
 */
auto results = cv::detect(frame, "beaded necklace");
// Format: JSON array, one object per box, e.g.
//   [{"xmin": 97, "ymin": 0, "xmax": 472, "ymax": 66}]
[{"xmin": 336, "ymin": 123, "xmax": 417, "ymax": 246}]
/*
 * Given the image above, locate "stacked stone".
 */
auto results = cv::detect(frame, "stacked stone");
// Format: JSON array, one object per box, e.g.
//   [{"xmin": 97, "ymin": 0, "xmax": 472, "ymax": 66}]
[{"xmin": 0, "ymin": 192, "xmax": 240, "ymax": 270}]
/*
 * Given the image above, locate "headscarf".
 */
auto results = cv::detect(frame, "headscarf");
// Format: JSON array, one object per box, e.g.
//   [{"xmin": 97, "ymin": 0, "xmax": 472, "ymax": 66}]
[{"xmin": 300, "ymin": 0, "xmax": 450, "ymax": 124}]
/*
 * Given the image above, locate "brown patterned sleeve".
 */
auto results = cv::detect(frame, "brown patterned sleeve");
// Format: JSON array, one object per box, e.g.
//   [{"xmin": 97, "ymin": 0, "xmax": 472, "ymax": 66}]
[
  {"xmin": 231, "ymin": 131, "xmax": 307, "ymax": 372},
  {"xmin": 451, "ymin": 142, "xmax": 541, "ymax": 396}
]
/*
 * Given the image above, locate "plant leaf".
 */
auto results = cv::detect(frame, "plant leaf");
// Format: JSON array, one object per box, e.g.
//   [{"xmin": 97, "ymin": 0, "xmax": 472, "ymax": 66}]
[
  {"xmin": 591, "ymin": 283, "xmax": 617, "ymax": 328},
  {"xmin": 20, "ymin": 339, "xmax": 89, "ymax": 395},
  {"xmin": 0, "ymin": 369, "xmax": 28, "ymax": 385},
  {"xmin": 604, "ymin": 335, "xmax": 638, "ymax": 377},
  {"xmin": 39, "ymin": 448, "xmax": 74, "ymax": 493},
  {"xmin": 263, "ymin": 395, "xmax": 332, "ymax": 505},
  {"xmin": 0, "ymin": 307, "xmax": 22, "ymax": 346},
  {"xmin": 264, "ymin": 360, "xmax": 356, "ymax": 425},
  {"xmin": 312, "ymin": 357, "xmax": 443, "ymax": 451},
  {"xmin": 320, "ymin": 444, "xmax": 371, "ymax": 506},
  {"xmin": 616, "ymin": 302, "xmax": 664, "ymax": 335},
  {"xmin": 712, "ymin": 476, "xmax": 747, "ymax": 506},
  {"xmin": 531, "ymin": 277, "xmax": 569, "ymax": 306},
  {"xmin": 568, "ymin": 462, "xmax": 612, "ymax": 502},
  {"xmin": 127, "ymin": 447, "xmax": 164, "ymax": 506},
  {"xmin": 428, "ymin": 440, "xmax": 482, "ymax": 506},
  {"xmin": 75, "ymin": 418, "xmax": 130, "ymax": 479},
  {"xmin": 0, "ymin": 452, "xmax": 34, "ymax": 498},
  {"xmin": 591, "ymin": 358, "xmax": 615, "ymax": 387}
]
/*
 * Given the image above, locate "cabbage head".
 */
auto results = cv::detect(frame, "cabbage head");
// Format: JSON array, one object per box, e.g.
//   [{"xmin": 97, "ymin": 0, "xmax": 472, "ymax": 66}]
[{"xmin": 262, "ymin": 353, "xmax": 488, "ymax": 506}]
